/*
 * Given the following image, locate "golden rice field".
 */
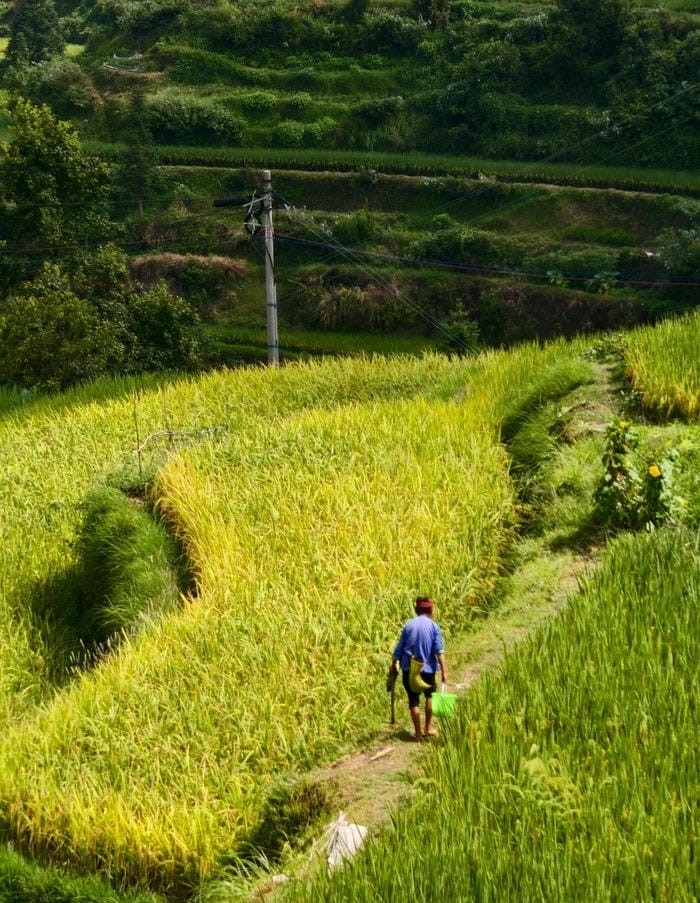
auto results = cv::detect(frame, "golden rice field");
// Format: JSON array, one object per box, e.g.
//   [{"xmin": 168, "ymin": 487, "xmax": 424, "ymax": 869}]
[
  {"xmin": 0, "ymin": 346, "xmax": 589, "ymax": 895},
  {"xmin": 0, "ymin": 322, "xmax": 692, "ymax": 898},
  {"xmin": 624, "ymin": 309, "xmax": 700, "ymax": 420}
]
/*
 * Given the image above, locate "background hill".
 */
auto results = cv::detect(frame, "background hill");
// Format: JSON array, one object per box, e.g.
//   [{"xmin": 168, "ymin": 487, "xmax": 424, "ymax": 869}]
[{"xmin": 0, "ymin": 0, "xmax": 698, "ymax": 376}]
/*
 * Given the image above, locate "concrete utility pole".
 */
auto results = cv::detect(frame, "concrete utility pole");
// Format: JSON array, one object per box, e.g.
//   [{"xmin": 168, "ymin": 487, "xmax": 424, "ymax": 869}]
[
  {"xmin": 212, "ymin": 169, "xmax": 280, "ymax": 367},
  {"xmin": 261, "ymin": 169, "xmax": 279, "ymax": 368}
]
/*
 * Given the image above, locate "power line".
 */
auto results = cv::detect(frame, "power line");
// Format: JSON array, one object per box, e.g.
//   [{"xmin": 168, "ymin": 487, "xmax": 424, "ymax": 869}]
[
  {"xmin": 278, "ymin": 205, "xmax": 482, "ymax": 352},
  {"xmin": 274, "ymin": 233, "xmax": 700, "ymax": 287},
  {"xmin": 261, "ymin": 91, "xmax": 699, "ymax": 312}
]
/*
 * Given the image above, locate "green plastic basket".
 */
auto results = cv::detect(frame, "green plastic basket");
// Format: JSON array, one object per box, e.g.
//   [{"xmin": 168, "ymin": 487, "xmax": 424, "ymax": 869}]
[{"xmin": 432, "ymin": 689, "xmax": 457, "ymax": 718}]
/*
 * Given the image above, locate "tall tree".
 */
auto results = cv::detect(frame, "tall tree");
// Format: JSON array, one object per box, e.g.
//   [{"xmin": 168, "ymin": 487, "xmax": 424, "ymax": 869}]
[
  {"xmin": 0, "ymin": 99, "xmax": 111, "ymax": 285},
  {"xmin": 6, "ymin": 0, "xmax": 64, "ymax": 67}
]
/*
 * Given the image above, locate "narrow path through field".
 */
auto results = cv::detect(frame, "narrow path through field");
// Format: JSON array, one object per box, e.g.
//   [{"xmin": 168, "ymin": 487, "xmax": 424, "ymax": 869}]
[
  {"xmin": 306, "ymin": 549, "xmax": 595, "ymax": 836},
  {"xmin": 257, "ymin": 358, "xmax": 620, "ymax": 896}
]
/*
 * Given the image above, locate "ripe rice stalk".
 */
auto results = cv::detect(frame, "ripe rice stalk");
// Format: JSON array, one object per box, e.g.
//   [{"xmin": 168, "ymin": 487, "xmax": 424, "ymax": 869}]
[
  {"xmin": 624, "ymin": 310, "xmax": 700, "ymax": 421},
  {"xmin": 0, "ymin": 343, "xmax": 591, "ymax": 892}
]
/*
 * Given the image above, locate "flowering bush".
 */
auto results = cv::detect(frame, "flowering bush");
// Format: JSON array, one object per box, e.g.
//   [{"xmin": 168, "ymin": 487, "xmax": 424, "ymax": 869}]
[
  {"xmin": 593, "ymin": 419, "xmax": 642, "ymax": 529},
  {"xmin": 594, "ymin": 419, "xmax": 682, "ymax": 530}
]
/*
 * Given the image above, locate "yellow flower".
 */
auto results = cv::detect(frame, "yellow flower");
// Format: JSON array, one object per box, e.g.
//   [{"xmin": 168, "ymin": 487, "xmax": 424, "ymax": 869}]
[
  {"xmin": 648, "ymin": 465, "xmax": 662, "ymax": 478},
  {"xmin": 619, "ymin": 420, "xmax": 629, "ymax": 428}
]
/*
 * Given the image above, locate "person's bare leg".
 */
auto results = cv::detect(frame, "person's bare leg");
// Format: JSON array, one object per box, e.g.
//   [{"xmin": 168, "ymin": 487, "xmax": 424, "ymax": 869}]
[
  {"xmin": 425, "ymin": 697, "xmax": 437, "ymax": 736},
  {"xmin": 410, "ymin": 705, "xmax": 422, "ymax": 740}
]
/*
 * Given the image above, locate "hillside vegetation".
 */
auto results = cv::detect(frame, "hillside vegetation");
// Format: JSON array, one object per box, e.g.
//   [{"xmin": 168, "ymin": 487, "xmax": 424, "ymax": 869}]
[
  {"xmin": 0, "ymin": 311, "xmax": 696, "ymax": 901},
  {"xmin": 0, "ymin": 0, "xmax": 698, "ymax": 378}
]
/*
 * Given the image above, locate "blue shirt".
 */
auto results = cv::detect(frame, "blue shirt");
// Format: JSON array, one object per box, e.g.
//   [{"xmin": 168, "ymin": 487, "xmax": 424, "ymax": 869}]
[{"xmin": 393, "ymin": 615, "xmax": 445, "ymax": 674}]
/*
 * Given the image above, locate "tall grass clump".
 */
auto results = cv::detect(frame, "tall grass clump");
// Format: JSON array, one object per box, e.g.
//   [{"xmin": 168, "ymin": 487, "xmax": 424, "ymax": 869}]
[
  {"xmin": 499, "ymin": 357, "xmax": 596, "ymax": 476},
  {"xmin": 0, "ymin": 846, "xmax": 162, "ymax": 903},
  {"xmin": 73, "ymin": 487, "xmax": 190, "ymax": 642},
  {"xmin": 23, "ymin": 485, "xmax": 189, "ymax": 683},
  {"xmin": 290, "ymin": 527, "xmax": 699, "ymax": 902},
  {"xmin": 624, "ymin": 310, "xmax": 700, "ymax": 420}
]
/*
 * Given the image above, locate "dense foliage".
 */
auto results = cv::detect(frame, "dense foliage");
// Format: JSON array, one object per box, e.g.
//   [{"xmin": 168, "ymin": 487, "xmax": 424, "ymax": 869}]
[
  {"xmin": 0, "ymin": 244, "xmax": 203, "ymax": 390},
  {"xmin": 0, "ymin": 0, "xmax": 696, "ymax": 385},
  {"xmin": 0, "ymin": 98, "xmax": 110, "ymax": 282},
  {"xmin": 3, "ymin": 0, "xmax": 697, "ymax": 166}
]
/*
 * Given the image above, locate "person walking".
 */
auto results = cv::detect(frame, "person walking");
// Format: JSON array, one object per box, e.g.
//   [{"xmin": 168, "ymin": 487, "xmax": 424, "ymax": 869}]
[{"xmin": 388, "ymin": 595, "xmax": 447, "ymax": 741}]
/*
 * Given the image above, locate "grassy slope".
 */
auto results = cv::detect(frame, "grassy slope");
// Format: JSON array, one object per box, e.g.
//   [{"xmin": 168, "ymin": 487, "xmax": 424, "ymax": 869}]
[
  {"xmin": 0, "ymin": 316, "xmax": 696, "ymax": 899},
  {"xmin": 278, "ymin": 320, "xmax": 700, "ymax": 903}
]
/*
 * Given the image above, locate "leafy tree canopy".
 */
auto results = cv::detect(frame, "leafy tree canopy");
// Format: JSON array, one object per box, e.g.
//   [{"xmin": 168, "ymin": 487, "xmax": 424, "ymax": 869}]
[
  {"xmin": 0, "ymin": 247, "xmax": 204, "ymax": 391},
  {"xmin": 6, "ymin": 0, "xmax": 65, "ymax": 67},
  {"xmin": 0, "ymin": 99, "xmax": 112, "ymax": 285},
  {"xmin": 553, "ymin": 0, "xmax": 632, "ymax": 61}
]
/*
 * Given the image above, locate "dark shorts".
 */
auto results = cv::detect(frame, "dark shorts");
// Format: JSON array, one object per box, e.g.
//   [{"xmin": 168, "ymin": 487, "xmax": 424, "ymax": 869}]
[{"xmin": 402, "ymin": 669, "xmax": 436, "ymax": 708}]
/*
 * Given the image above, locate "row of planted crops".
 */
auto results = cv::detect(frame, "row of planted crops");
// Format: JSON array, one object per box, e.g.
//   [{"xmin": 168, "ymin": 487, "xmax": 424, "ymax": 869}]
[{"xmin": 0, "ymin": 312, "xmax": 697, "ymax": 901}]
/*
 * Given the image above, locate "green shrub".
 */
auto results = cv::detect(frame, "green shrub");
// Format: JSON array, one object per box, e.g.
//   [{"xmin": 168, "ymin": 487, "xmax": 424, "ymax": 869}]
[
  {"xmin": 0, "ymin": 268, "xmax": 120, "ymax": 391},
  {"xmin": 126, "ymin": 281, "xmax": 203, "ymax": 373},
  {"xmin": 355, "ymin": 95, "xmax": 405, "ymax": 126},
  {"xmin": 437, "ymin": 302, "xmax": 480, "ymax": 357},
  {"xmin": 146, "ymin": 95, "xmax": 245, "ymax": 146},
  {"xmin": 362, "ymin": 10, "xmax": 427, "ymax": 51},
  {"xmin": 239, "ymin": 90, "xmax": 278, "ymax": 112},
  {"xmin": 287, "ymin": 91, "xmax": 313, "ymax": 115},
  {"xmin": 523, "ymin": 248, "xmax": 619, "ymax": 280},
  {"xmin": 157, "ymin": 44, "xmax": 263, "ymax": 86},
  {"xmin": 342, "ymin": 0, "xmax": 369, "ymax": 23},
  {"xmin": 0, "ymin": 249, "xmax": 204, "ymax": 390},
  {"xmin": 409, "ymin": 218, "xmax": 523, "ymax": 267},
  {"xmin": 593, "ymin": 419, "xmax": 684, "ymax": 530},
  {"xmin": 93, "ymin": 0, "xmax": 180, "ymax": 32},
  {"xmin": 304, "ymin": 116, "xmax": 338, "ymax": 147},
  {"xmin": 332, "ymin": 208, "xmax": 381, "ymax": 244},
  {"xmin": 74, "ymin": 486, "xmax": 185, "ymax": 642},
  {"xmin": 273, "ymin": 119, "xmax": 306, "ymax": 148},
  {"xmin": 20, "ymin": 58, "xmax": 96, "ymax": 118}
]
